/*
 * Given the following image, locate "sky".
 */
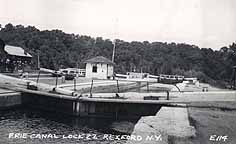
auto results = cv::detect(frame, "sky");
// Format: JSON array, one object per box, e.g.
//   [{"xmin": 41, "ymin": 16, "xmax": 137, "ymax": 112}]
[{"xmin": 0, "ymin": 0, "xmax": 236, "ymax": 50}]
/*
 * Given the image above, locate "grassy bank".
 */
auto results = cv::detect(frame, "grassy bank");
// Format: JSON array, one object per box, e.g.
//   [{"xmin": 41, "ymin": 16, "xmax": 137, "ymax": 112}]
[{"xmin": 185, "ymin": 102, "xmax": 236, "ymax": 144}]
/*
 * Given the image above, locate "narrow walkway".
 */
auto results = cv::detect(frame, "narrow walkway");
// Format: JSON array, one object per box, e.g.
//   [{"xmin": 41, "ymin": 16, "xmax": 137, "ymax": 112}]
[
  {"xmin": 126, "ymin": 107, "xmax": 196, "ymax": 144},
  {"xmin": 0, "ymin": 88, "xmax": 16, "ymax": 94}
]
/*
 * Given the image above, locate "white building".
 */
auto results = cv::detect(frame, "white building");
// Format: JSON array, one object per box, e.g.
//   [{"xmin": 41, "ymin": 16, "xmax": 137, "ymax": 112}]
[{"xmin": 84, "ymin": 56, "xmax": 114, "ymax": 79}]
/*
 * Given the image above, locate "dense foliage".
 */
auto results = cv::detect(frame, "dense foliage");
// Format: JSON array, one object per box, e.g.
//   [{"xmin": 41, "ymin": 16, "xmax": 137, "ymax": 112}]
[{"xmin": 0, "ymin": 23, "xmax": 235, "ymax": 87}]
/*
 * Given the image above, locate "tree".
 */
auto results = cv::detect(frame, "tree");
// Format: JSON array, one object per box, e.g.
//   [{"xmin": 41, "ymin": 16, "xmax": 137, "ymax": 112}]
[{"xmin": 0, "ymin": 23, "xmax": 235, "ymax": 87}]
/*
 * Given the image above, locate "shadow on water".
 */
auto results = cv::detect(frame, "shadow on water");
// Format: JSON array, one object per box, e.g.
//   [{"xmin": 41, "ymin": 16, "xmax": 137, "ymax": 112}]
[
  {"xmin": 0, "ymin": 106, "xmax": 140, "ymax": 134},
  {"xmin": 0, "ymin": 105, "xmax": 161, "ymax": 144}
]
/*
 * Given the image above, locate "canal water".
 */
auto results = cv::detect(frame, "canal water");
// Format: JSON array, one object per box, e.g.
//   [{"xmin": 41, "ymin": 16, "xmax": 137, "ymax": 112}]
[{"xmin": 0, "ymin": 107, "xmax": 139, "ymax": 144}]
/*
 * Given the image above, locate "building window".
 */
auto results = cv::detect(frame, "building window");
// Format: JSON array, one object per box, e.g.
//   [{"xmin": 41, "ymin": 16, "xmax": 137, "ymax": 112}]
[{"xmin": 92, "ymin": 65, "xmax": 97, "ymax": 73}]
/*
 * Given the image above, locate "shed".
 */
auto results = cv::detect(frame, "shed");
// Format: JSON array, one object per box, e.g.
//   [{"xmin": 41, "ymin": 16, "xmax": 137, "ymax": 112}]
[
  {"xmin": 84, "ymin": 56, "xmax": 114, "ymax": 79},
  {"xmin": 4, "ymin": 45, "xmax": 32, "ymax": 58},
  {"xmin": 0, "ymin": 44, "xmax": 32, "ymax": 72}
]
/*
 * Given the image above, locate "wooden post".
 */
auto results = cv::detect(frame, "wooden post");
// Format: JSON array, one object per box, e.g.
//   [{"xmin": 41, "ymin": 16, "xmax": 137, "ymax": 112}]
[
  {"xmin": 147, "ymin": 82, "xmax": 149, "ymax": 92},
  {"xmin": 26, "ymin": 81, "xmax": 30, "ymax": 89},
  {"xmin": 74, "ymin": 77, "xmax": 76, "ymax": 92},
  {"xmin": 55, "ymin": 74, "xmax": 58, "ymax": 88},
  {"xmin": 116, "ymin": 80, "xmax": 120, "ymax": 93},
  {"xmin": 36, "ymin": 71, "xmax": 41, "ymax": 83},
  {"xmin": 90, "ymin": 80, "xmax": 93, "ymax": 97},
  {"xmin": 166, "ymin": 91, "xmax": 169, "ymax": 100}
]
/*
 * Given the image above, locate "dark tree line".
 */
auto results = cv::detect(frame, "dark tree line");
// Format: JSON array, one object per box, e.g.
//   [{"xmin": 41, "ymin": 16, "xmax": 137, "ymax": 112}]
[{"xmin": 0, "ymin": 23, "xmax": 235, "ymax": 87}]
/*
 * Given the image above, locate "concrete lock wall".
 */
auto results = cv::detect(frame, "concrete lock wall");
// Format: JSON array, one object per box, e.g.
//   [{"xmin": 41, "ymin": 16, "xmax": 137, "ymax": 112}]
[
  {"xmin": 1, "ymin": 92, "xmax": 162, "ymax": 118},
  {"xmin": 77, "ymin": 102, "xmax": 161, "ymax": 118},
  {"xmin": 0, "ymin": 93, "xmax": 22, "ymax": 108},
  {"xmin": 21, "ymin": 92, "xmax": 77, "ymax": 115}
]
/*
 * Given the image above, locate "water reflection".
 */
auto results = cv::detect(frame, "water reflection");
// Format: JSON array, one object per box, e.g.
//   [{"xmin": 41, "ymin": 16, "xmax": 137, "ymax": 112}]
[{"xmin": 0, "ymin": 107, "xmax": 140, "ymax": 144}]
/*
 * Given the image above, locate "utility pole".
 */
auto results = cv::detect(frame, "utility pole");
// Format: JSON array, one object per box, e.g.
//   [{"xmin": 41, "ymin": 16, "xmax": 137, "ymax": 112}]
[
  {"xmin": 37, "ymin": 50, "xmax": 40, "ymax": 69},
  {"xmin": 112, "ymin": 18, "xmax": 118, "ymax": 63},
  {"xmin": 112, "ymin": 39, "xmax": 116, "ymax": 62}
]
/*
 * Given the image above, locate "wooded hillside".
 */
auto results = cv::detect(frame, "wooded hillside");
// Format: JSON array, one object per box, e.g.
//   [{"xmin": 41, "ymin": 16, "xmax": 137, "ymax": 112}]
[{"xmin": 0, "ymin": 23, "xmax": 235, "ymax": 87}]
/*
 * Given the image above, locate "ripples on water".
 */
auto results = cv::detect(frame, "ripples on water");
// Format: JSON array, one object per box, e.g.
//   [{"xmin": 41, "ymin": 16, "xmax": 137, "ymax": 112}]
[{"xmin": 0, "ymin": 107, "xmax": 139, "ymax": 144}]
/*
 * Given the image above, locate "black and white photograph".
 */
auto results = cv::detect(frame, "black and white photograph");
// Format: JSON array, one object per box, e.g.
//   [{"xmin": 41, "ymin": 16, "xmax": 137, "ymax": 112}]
[{"xmin": 0, "ymin": 0, "xmax": 236, "ymax": 143}]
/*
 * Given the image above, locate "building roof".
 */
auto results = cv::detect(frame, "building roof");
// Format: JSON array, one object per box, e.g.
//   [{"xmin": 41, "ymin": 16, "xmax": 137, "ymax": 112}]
[
  {"xmin": 4, "ymin": 45, "xmax": 32, "ymax": 58},
  {"xmin": 84, "ymin": 56, "xmax": 115, "ymax": 65}
]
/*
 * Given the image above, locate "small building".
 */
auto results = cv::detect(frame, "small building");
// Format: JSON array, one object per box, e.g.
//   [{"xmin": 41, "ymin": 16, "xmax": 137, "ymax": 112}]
[
  {"xmin": 84, "ymin": 56, "xmax": 114, "ymax": 79},
  {"xmin": 0, "ymin": 40, "xmax": 32, "ymax": 72}
]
